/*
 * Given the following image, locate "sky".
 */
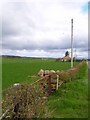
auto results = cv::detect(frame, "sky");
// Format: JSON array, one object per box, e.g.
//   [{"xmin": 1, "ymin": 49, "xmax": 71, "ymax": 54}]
[{"xmin": 0, "ymin": 0, "xmax": 89, "ymax": 58}]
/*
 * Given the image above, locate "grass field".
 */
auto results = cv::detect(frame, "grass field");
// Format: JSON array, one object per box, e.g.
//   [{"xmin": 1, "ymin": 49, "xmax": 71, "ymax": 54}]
[
  {"xmin": 2, "ymin": 58, "xmax": 78, "ymax": 90},
  {"xmin": 2, "ymin": 58, "xmax": 88, "ymax": 118}
]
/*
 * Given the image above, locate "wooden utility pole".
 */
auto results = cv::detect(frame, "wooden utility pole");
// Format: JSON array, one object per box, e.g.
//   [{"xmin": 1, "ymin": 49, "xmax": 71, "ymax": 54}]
[{"xmin": 71, "ymin": 19, "xmax": 73, "ymax": 68}]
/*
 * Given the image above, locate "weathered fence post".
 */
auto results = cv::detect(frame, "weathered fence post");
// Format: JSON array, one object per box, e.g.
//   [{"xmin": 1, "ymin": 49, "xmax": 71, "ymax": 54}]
[
  {"xmin": 56, "ymin": 75, "xmax": 59, "ymax": 90},
  {"xmin": 48, "ymin": 75, "xmax": 52, "ymax": 95}
]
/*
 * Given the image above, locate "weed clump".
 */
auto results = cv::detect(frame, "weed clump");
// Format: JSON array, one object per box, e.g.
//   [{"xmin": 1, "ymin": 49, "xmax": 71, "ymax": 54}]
[{"xmin": 2, "ymin": 84, "xmax": 47, "ymax": 119}]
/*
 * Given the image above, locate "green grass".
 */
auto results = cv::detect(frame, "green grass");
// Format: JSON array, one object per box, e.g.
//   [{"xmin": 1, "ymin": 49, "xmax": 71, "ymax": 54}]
[
  {"xmin": 2, "ymin": 58, "xmax": 88, "ymax": 118},
  {"xmin": 2, "ymin": 58, "xmax": 78, "ymax": 90},
  {"xmin": 46, "ymin": 62, "xmax": 88, "ymax": 118}
]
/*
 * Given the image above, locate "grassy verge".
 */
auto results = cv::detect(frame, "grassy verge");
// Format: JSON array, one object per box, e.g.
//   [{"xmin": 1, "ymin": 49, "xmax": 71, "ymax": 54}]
[{"xmin": 46, "ymin": 62, "xmax": 88, "ymax": 118}]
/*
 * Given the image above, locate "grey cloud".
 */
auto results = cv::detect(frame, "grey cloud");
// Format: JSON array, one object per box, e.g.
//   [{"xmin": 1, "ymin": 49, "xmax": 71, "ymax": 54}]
[
  {"xmin": 2, "ymin": 35, "xmax": 88, "ymax": 52},
  {"xmin": 1, "ymin": 1, "xmax": 88, "ymax": 58},
  {"xmin": 2, "ymin": 20, "xmax": 20, "ymax": 37},
  {"xmin": 77, "ymin": 48, "xmax": 88, "ymax": 52},
  {"xmin": 2, "ymin": 2, "xmax": 37, "ymax": 38}
]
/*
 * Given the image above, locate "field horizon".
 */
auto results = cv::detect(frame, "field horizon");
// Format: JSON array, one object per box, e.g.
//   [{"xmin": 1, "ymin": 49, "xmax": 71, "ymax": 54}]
[{"xmin": 2, "ymin": 57, "xmax": 81, "ymax": 90}]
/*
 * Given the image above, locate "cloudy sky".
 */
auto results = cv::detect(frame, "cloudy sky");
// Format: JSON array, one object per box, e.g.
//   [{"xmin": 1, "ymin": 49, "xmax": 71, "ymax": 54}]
[{"xmin": 0, "ymin": 0, "xmax": 89, "ymax": 58}]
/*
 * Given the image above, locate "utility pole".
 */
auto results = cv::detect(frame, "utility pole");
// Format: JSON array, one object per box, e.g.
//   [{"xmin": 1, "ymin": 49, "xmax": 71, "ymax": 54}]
[{"xmin": 71, "ymin": 18, "xmax": 73, "ymax": 68}]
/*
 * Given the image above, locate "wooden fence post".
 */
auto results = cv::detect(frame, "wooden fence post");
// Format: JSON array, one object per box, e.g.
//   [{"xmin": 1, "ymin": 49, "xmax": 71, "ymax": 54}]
[
  {"xmin": 56, "ymin": 75, "xmax": 59, "ymax": 90},
  {"xmin": 48, "ymin": 75, "xmax": 52, "ymax": 95}
]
